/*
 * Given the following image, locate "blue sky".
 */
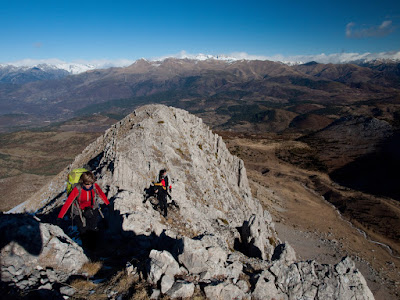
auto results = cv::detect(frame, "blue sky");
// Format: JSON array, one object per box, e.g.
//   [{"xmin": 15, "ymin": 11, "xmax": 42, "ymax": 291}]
[{"xmin": 1, "ymin": 0, "xmax": 399, "ymax": 64}]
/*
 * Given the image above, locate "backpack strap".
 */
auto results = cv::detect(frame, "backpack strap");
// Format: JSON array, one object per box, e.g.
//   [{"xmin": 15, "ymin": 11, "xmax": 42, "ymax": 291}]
[
  {"xmin": 70, "ymin": 186, "xmax": 87, "ymax": 227},
  {"xmin": 92, "ymin": 185, "xmax": 104, "ymax": 219}
]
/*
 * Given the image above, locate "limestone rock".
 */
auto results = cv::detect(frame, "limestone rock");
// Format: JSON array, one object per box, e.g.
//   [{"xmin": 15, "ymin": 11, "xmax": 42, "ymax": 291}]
[
  {"xmin": 178, "ymin": 236, "xmax": 228, "ymax": 278},
  {"xmin": 161, "ymin": 274, "xmax": 175, "ymax": 294},
  {"xmin": 150, "ymin": 289, "xmax": 161, "ymax": 299},
  {"xmin": 0, "ymin": 214, "xmax": 87, "ymax": 289},
  {"xmin": 166, "ymin": 280, "xmax": 195, "ymax": 299},
  {"xmin": 204, "ymin": 282, "xmax": 247, "ymax": 300},
  {"xmin": 148, "ymin": 250, "xmax": 180, "ymax": 285},
  {"xmin": 60, "ymin": 286, "xmax": 76, "ymax": 296},
  {"xmin": 240, "ymin": 211, "xmax": 279, "ymax": 260},
  {"xmin": 271, "ymin": 242, "xmax": 297, "ymax": 266},
  {"xmin": 252, "ymin": 270, "xmax": 287, "ymax": 300},
  {"xmin": 267, "ymin": 256, "xmax": 374, "ymax": 300}
]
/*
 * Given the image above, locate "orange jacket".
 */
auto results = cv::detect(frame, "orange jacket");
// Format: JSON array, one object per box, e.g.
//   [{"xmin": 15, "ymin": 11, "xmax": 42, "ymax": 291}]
[{"xmin": 58, "ymin": 183, "xmax": 109, "ymax": 218}]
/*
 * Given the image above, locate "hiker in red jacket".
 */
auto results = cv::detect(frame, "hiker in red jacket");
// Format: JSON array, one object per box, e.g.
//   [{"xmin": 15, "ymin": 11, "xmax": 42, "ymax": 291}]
[{"xmin": 58, "ymin": 171, "xmax": 109, "ymax": 249}]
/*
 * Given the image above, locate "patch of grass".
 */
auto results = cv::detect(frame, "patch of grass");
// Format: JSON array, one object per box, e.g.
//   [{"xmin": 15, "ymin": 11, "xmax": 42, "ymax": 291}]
[
  {"xmin": 70, "ymin": 278, "xmax": 97, "ymax": 292},
  {"xmin": 218, "ymin": 218, "xmax": 229, "ymax": 225},
  {"xmin": 268, "ymin": 236, "xmax": 278, "ymax": 248},
  {"xmin": 80, "ymin": 261, "xmax": 103, "ymax": 277},
  {"xmin": 109, "ymin": 270, "xmax": 137, "ymax": 294},
  {"xmin": 89, "ymin": 293, "xmax": 108, "ymax": 300},
  {"xmin": 130, "ymin": 281, "xmax": 150, "ymax": 300}
]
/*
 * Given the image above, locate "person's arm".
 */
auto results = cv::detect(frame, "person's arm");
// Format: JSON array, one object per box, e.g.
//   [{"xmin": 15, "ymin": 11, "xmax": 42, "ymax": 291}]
[
  {"xmin": 166, "ymin": 176, "xmax": 172, "ymax": 192},
  {"xmin": 94, "ymin": 183, "xmax": 110, "ymax": 205},
  {"xmin": 58, "ymin": 188, "xmax": 79, "ymax": 218}
]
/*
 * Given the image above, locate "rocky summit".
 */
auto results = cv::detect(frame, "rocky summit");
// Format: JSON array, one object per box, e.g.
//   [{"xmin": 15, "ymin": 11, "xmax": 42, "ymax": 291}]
[{"xmin": 2, "ymin": 105, "xmax": 374, "ymax": 299}]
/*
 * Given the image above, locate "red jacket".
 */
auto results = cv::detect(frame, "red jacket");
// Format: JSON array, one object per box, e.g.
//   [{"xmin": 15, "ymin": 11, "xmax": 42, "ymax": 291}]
[{"xmin": 58, "ymin": 183, "xmax": 109, "ymax": 219}]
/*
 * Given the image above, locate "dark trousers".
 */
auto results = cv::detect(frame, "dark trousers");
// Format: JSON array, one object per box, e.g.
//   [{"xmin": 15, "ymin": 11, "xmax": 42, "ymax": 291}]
[
  {"xmin": 158, "ymin": 192, "xmax": 168, "ymax": 217},
  {"xmin": 75, "ymin": 208, "xmax": 101, "ymax": 250}
]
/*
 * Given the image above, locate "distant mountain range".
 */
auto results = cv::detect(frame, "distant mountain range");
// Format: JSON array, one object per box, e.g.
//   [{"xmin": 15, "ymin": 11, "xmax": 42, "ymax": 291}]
[
  {"xmin": 0, "ymin": 57, "xmax": 399, "ymax": 133},
  {"xmin": 1, "ymin": 54, "xmax": 399, "ymax": 84}
]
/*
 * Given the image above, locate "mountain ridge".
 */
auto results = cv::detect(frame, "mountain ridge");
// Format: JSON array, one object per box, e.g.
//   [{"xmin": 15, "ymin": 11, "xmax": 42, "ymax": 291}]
[{"xmin": 2, "ymin": 105, "xmax": 375, "ymax": 299}]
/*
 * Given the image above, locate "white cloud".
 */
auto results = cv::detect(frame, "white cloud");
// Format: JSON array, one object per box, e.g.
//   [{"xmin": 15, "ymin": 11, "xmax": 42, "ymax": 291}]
[
  {"xmin": 7, "ymin": 58, "xmax": 66, "ymax": 67},
  {"xmin": 6, "ymin": 58, "xmax": 136, "ymax": 68},
  {"xmin": 346, "ymin": 20, "xmax": 394, "ymax": 38}
]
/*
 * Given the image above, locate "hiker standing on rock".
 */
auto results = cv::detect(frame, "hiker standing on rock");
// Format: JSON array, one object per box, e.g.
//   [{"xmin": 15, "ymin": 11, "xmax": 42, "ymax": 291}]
[
  {"xmin": 58, "ymin": 171, "xmax": 109, "ymax": 249},
  {"xmin": 154, "ymin": 168, "xmax": 172, "ymax": 218}
]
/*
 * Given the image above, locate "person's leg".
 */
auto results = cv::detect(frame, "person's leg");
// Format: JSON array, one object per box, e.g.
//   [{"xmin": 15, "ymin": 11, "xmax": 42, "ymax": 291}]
[
  {"xmin": 161, "ymin": 193, "xmax": 168, "ymax": 217},
  {"xmin": 82, "ymin": 209, "xmax": 100, "ymax": 250},
  {"xmin": 85, "ymin": 209, "xmax": 101, "ymax": 231}
]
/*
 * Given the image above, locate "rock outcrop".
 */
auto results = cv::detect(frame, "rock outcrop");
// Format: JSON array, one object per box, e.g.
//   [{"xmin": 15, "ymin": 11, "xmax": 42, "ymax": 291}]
[
  {"xmin": 3, "ymin": 105, "xmax": 374, "ymax": 299},
  {"xmin": 0, "ymin": 214, "xmax": 88, "ymax": 290}
]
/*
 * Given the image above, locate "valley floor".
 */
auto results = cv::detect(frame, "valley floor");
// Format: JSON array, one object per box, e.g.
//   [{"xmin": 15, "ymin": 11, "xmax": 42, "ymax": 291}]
[{"xmin": 221, "ymin": 133, "xmax": 400, "ymax": 300}]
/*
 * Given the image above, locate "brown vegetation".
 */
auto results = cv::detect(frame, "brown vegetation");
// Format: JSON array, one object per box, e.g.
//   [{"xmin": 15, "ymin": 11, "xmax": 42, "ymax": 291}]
[{"xmin": 221, "ymin": 132, "xmax": 399, "ymax": 299}]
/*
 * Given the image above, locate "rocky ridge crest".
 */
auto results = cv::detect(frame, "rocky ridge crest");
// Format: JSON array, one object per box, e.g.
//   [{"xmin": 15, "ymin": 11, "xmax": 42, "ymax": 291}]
[{"xmin": 2, "ymin": 105, "xmax": 374, "ymax": 299}]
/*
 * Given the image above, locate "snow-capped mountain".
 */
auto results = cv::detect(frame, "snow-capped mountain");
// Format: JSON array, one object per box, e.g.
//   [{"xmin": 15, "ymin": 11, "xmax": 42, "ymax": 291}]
[
  {"xmin": 0, "ymin": 63, "xmax": 99, "ymax": 84},
  {"xmin": 40, "ymin": 62, "xmax": 97, "ymax": 74},
  {"xmin": 0, "ymin": 62, "xmax": 96, "ymax": 75}
]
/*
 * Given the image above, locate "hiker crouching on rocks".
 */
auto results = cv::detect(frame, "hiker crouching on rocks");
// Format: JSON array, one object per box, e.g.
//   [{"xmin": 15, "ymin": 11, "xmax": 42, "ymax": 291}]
[
  {"xmin": 154, "ymin": 169, "xmax": 172, "ymax": 218},
  {"xmin": 58, "ymin": 171, "xmax": 109, "ymax": 249}
]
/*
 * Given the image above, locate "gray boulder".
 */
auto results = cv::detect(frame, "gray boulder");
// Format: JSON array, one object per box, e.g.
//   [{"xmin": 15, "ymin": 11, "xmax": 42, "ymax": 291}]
[
  {"xmin": 161, "ymin": 274, "xmax": 176, "ymax": 294},
  {"xmin": 166, "ymin": 280, "xmax": 195, "ymax": 298},
  {"xmin": 204, "ymin": 282, "xmax": 248, "ymax": 300},
  {"xmin": 178, "ymin": 236, "xmax": 228, "ymax": 279},
  {"xmin": 253, "ymin": 270, "xmax": 287, "ymax": 300},
  {"xmin": 240, "ymin": 211, "xmax": 279, "ymax": 260},
  {"xmin": 148, "ymin": 250, "xmax": 180, "ymax": 285},
  {"xmin": 0, "ymin": 214, "xmax": 87, "ymax": 289}
]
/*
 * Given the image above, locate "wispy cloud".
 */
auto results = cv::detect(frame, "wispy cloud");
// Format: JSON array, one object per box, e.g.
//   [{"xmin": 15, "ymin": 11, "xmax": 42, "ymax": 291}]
[
  {"xmin": 33, "ymin": 42, "xmax": 42, "ymax": 48},
  {"xmin": 346, "ymin": 20, "xmax": 395, "ymax": 38},
  {"xmin": 4, "ymin": 58, "xmax": 135, "ymax": 68}
]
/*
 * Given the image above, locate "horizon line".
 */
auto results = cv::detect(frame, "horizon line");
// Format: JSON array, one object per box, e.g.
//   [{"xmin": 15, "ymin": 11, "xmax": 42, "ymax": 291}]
[{"xmin": 1, "ymin": 50, "xmax": 400, "ymax": 70}]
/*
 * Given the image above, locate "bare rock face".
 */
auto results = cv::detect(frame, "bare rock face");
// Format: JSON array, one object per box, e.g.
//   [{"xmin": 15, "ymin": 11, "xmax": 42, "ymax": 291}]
[
  {"xmin": 239, "ymin": 212, "xmax": 278, "ymax": 260},
  {"xmin": 204, "ymin": 282, "xmax": 248, "ymax": 300},
  {"xmin": 166, "ymin": 280, "xmax": 195, "ymax": 299},
  {"xmin": 6, "ymin": 105, "xmax": 375, "ymax": 299},
  {"xmin": 0, "ymin": 214, "xmax": 87, "ymax": 290},
  {"xmin": 147, "ymin": 249, "xmax": 181, "ymax": 286},
  {"xmin": 267, "ymin": 256, "xmax": 375, "ymax": 300},
  {"xmin": 94, "ymin": 105, "xmax": 264, "ymax": 235}
]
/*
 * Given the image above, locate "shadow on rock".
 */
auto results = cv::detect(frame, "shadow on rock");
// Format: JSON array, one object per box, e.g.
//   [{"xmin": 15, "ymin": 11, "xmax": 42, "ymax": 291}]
[
  {"xmin": 0, "ymin": 213, "xmax": 51, "ymax": 299},
  {"xmin": 36, "ymin": 195, "xmax": 186, "ymax": 297},
  {"xmin": 0, "ymin": 213, "xmax": 43, "ymax": 257}
]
